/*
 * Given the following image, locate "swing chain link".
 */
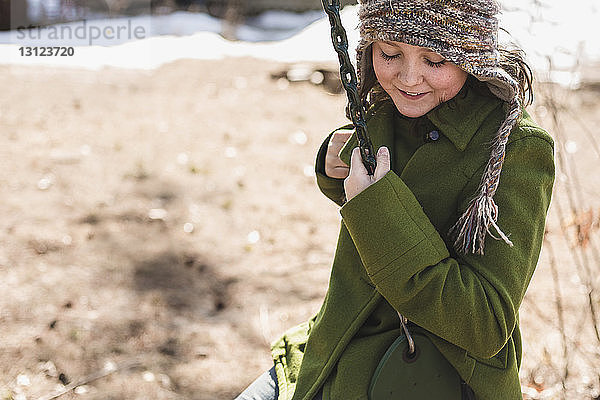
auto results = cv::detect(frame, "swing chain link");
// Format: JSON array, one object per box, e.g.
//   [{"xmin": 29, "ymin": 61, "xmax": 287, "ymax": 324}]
[
  {"xmin": 321, "ymin": 0, "xmax": 415, "ymax": 356},
  {"xmin": 321, "ymin": 0, "xmax": 377, "ymax": 175}
]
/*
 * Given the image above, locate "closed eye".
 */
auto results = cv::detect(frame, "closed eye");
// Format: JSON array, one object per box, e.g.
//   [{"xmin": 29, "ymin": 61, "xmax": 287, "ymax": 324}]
[
  {"xmin": 380, "ymin": 50, "xmax": 446, "ymax": 68},
  {"xmin": 380, "ymin": 50, "xmax": 400, "ymax": 61},
  {"xmin": 425, "ymin": 59, "xmax": 446, "ymax": 68}
]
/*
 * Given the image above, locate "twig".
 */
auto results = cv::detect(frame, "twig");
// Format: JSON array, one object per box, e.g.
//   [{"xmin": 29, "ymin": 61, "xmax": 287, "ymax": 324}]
[
  {"xmin": 37, "ymin": 360, "xmax": 141, "ymax": 400},
  {"xmin": 545, "ymin": 239, "xmax": 569, "ymax": 390},
  {"xmin": 259, "ymin": 303, "xmax": 272, "ymax": 346}
]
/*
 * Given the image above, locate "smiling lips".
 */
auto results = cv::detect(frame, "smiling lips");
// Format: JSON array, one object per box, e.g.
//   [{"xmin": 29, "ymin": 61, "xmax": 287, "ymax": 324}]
[{"xmin": 399, "ymin": 89, "xmax": 428, "ymax": 100}]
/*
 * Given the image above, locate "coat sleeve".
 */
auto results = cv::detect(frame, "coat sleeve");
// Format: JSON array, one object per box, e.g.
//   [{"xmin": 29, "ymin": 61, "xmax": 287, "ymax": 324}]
[
  {"xmin": 314, "ymin": 125, "xmax": 356, "ymax": 206},
  {"xmin": 339, "ymin": 134, "xmax": 555, "ymax": 359}
]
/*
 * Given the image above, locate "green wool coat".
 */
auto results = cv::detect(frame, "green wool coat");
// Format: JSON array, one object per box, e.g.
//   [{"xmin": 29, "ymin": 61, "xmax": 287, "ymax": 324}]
[{"xmin": 271, "ymin": 79, "xmax": 555, "ymax": 400}]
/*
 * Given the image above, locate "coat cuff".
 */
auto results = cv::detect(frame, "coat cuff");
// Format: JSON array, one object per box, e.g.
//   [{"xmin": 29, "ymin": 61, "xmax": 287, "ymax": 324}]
[{"xmin": 340, "ymin": 171, "xmax": 449, "ymax": 282}]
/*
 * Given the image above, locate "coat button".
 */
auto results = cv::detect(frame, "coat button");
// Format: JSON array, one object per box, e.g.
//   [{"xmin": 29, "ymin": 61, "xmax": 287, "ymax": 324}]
[{"xmin": 426, "ymin": 130, "xmax": 440, "ymax": 142}]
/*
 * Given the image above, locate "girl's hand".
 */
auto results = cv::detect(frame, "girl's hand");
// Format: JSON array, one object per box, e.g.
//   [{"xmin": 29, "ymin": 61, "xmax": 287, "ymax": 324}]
[
  {"xmin": 325, "ymin": 130, "xmax": 352, "ymax": 179},
  {"xmin": 344, "ymin": 146, "xmax": 391, "ymax": 201}
]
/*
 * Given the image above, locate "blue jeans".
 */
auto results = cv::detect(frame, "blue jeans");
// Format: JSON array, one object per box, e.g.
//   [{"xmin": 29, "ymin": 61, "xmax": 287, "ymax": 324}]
[{"xmin": 235, "ymin": 367, "xmax": 323, "ymax": 400}]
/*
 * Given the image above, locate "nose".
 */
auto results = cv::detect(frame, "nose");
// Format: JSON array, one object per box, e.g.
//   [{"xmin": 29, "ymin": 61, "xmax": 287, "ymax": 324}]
[{"xmin": 398, "ymin": 61, "xmax": 423, "ymax": 87}]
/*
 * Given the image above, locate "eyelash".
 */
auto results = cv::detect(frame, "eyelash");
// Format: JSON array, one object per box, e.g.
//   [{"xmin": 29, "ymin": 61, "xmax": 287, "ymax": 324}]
[
  {"xmin": 379, "ymin": 51, "xmax": 399, "ymax": 61},
  {"xmin": 425, "ymin": 59, "xmax": 446, "ymax": 68},
  {"xmin": 379, "ymin": 50, "xmax": 446, "ymax": 68}
]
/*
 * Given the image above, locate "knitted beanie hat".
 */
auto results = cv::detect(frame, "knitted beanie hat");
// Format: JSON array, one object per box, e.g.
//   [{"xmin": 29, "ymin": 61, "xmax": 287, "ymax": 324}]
[{"xmin": 357, "ymin": 0, "xmax": 521, "ymax": 255}]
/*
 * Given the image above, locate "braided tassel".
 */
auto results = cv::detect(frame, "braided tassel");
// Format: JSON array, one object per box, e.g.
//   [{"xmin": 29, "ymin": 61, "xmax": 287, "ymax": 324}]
[{"xmin": 450, "ymin": 98, "xmax": 521, "ymax": 255}]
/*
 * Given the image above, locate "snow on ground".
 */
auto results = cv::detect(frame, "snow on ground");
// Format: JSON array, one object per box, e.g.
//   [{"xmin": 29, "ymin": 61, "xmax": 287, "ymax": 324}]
[
  {"xmin": 0, "ymin": 7, "xmax": 352, "ymax": 70},
  {"xmin": 0, "ymin": 2, "xmax": 598, "ymax": 86}
]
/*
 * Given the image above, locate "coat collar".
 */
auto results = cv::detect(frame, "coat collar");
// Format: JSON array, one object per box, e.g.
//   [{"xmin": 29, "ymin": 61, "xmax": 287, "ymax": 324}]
[{"xmin": 425, "ymin": 77, "xmax": 504, "ymax": 152}]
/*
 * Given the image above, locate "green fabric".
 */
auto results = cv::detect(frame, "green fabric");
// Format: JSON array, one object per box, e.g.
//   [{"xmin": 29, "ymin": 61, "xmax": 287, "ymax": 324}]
[{"xmin": 273, "ymin": 79, "xmax": 555, "ymax": 400}]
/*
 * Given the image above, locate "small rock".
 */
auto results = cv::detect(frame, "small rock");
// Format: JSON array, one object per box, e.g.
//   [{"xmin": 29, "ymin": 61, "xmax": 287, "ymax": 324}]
[
  {"xmin": 310, "ymin": 71, "xmax": 325, "ymax": 85},
  {"xmin": 286, "ymin": 64, "xmax": 312, "ymax": 82},
  {"xmin": 16, "ymin": 374, "xmax": 30, "ymax": 386},
  {"xmin": 247, "ymin": 230, "xmax": 260, "ymax": 244},
  {"xmin": 289, "ymin": 130, "xmax": 307, "ymax": 145},
  {"xmin": 224, "ymin": 147, "xmax": 237, "ymax": 158},
  {"xmin": 148, "ymin": 208, "xmax": 167, "ymax": 220},
  {"xmin": 565, "ymin": 140, "xmax": 578, "ymax": 154},
  {"xmin": 74, "ymin": 385, "xmax": 89, "ymax": 395},
  {"xmin": 103, "ymin": 361, "xmax": 117, "ymax": 372},
  {"xmin": 37, "ymin": 175, "xmax": 54, "ymax": 190},
  {"xmin": 142, "ymin": 371, "xmax": 155, "ymax": 382}
]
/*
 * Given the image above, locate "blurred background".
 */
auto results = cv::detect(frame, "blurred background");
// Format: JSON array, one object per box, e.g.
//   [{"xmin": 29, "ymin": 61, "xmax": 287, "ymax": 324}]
[
  {"xmin": 1, "ymin": 1, "xmax": 599, "ymax": 399},
  {"xmin": 0, "ymin": 0, "xmax": 357, "ymax": 25}
]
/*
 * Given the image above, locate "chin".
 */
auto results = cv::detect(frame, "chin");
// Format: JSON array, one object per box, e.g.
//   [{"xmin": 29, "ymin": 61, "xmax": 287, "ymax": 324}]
[
  {"xmin": 392, "ymin": 101, "xmax": 428, "ymax": 118},
  {"xmin": 400, "ymin": 110, "xmax": 427, "ymax": 118}
]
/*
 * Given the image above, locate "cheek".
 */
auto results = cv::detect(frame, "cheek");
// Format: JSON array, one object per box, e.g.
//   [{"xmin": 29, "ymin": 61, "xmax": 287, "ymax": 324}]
[
  {"xmin": 373, "ymin": 59, "xmax": 395, "ymax": 87},
  {"xmin": 429, "ymin": 69, "xmax": 467, "ymax": 97}
]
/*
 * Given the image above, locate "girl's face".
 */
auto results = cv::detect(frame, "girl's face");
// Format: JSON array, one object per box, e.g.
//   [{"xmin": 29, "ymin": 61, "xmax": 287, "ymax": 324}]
[{"xmin": 372, "ymin": 41, "xmax": 468, "ymax": 118}]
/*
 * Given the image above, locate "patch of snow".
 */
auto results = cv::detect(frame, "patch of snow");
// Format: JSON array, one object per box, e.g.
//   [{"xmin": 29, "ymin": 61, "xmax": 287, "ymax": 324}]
[{"xmin": 0, "ymin": 2, "xmax": 597, "ymax": 86}]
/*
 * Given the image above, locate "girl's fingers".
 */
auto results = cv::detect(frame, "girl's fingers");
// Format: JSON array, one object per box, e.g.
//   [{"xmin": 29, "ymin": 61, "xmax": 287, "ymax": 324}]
[
  {"xmin": 330, "ymin": 130, "xmax": 353, "ymax": 147},
  {"xmin": 374, "ymin": 146, "xmax": 391, "ymax": 181},
  {"xmin": 349, "ymin": 147, "xmax": 367, "ymax": 176},
  {"xmin": 345, "ymin": 146, "xmax": 391, "ymax": 201},
  {"xmin": 344, "ymin": 147, "xmax": 367, "ymax": 201},
  {"xmin": 330, "ymin": 133, "xmax": 352, "ymax": 166},
  {"xmin": 329, "ymin": 131, "xmax": 353, "ymax": 158},
  {"xmin": 325, "ymin": 131, "xmax": 353, "ymax": 178},
  {"xmin": 327, "ymin": 165, "xmax": 350, "ymax": 179}
]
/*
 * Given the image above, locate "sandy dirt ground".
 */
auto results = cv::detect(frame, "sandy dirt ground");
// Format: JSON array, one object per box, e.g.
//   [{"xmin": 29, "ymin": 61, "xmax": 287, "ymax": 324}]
[{"xmin": 1, "ymin": 57, "xmax": 599, "ymax": 400}]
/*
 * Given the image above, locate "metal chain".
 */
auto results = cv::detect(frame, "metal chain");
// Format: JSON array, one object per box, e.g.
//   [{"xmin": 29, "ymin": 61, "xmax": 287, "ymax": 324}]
[
  {"xmin": 321, "ymin": 0, "xmax": 415, "ymax": 355},
  {"xmin": 321, "ymin": 0, "xmax": 376, "ymax": 175}
]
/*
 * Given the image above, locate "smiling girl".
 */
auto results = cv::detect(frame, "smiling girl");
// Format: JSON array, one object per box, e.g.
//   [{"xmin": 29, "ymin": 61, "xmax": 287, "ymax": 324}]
[{"xmin": 235, "ymin": 1, "xmax": 554, "ymax": 399}]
